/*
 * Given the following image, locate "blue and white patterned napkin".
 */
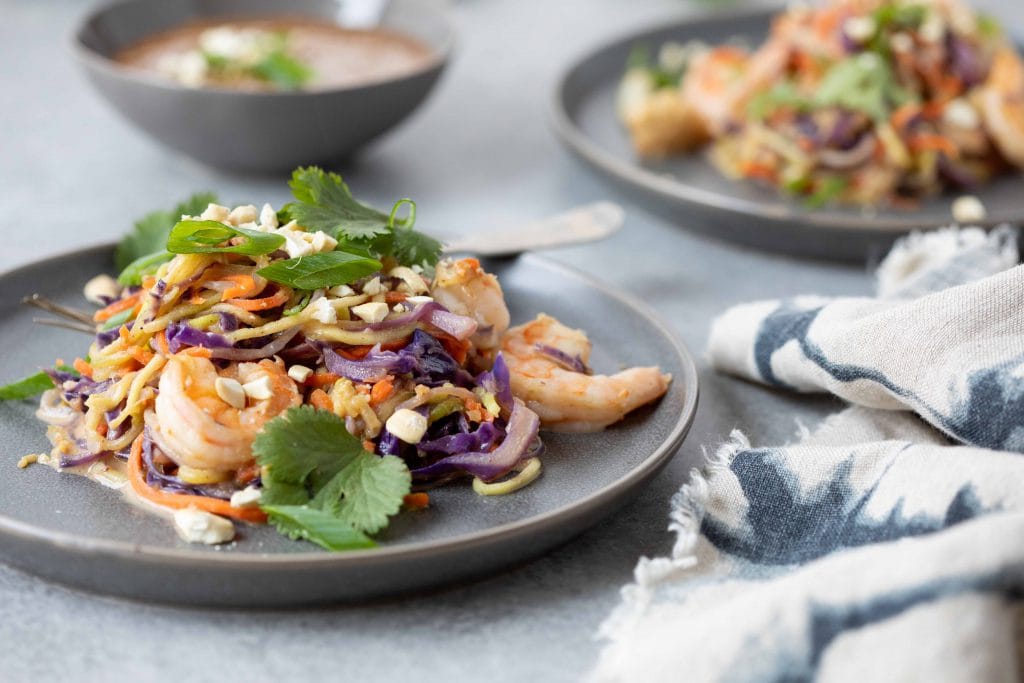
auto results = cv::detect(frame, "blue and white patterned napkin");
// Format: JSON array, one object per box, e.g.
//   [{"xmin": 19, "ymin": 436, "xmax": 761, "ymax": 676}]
[{"xmin": 592, "ymin": 226, "xmax": 1024, "ymax": 683}]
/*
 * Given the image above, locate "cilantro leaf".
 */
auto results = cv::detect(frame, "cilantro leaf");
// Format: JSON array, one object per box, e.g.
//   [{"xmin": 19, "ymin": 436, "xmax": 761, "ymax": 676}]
[
  {"xmin": 253, "ymin": 51, "xmax": 314, "ymax": 90},
  {"xmin": 253, "ymin": 406, "xmax": 411, "ymax": 545},
  {"xmin": 308, "ymin": 451, "xmax": 412, "ymax": 534},
  {"xmin": 166, "ymin": 220, "xmax": 285, "ymax": 256},
  {"xmin": 284, "ymin": 167, "xmax": 394, "ymax": 241},
  {"xmin": 261, "ymin": 505, "xmax": 375, "ymax": 551},
  {"xmin": 389, "ymin": 224, "xmax": 444, "ymax": 268},
  {"xmin": 114, "ymin": 192, "xmax": 216, "ymax": 271}
]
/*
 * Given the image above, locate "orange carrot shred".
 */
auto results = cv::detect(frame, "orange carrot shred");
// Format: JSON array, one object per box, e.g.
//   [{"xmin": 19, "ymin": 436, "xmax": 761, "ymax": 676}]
[
  {"xmin": 73, "ymin": 358, "xmax": 93, "ymax": 378},
  {"xmin": 127, "ymin": 435, "xmax": 267, "ymax": 524},
  {"xmin": 369, "ymin": 377, "xmax": 394, "ymax": 406},
  {"xmin": 309, "ymin": 388, "xmax": 332, "ymax": 411},
  {"xmin": 403, "ymin": 493, "xmax": 430, "ymax": 510},
  {"xmin": 220, "ymin": 274, "xmax": 261, "ymax": 300},
  {"xmin": 93, "ymin": 292, "xmax": 141, "ymax": 322},
  {"xmin": 226, "ymin": 288, "xmax": 289, "ymax": 311}
]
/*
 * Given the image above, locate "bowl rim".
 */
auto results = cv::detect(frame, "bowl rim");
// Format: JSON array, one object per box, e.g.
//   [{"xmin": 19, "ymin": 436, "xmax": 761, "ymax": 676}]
[{"xmin": 69, "ymin": 0, "xmax": 457, "ymax": 97}]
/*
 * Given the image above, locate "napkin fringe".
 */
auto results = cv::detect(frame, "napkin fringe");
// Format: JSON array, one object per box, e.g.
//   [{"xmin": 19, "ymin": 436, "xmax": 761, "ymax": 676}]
[{"xmin": 596, "ymin": 430, "xmax": 750, "ymax": 643}]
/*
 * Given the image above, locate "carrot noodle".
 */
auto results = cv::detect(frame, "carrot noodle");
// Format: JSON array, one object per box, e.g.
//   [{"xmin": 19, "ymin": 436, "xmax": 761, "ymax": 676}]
[
  {"xmin": 93, "ymin": 292, "xmax": 142, "ymax": 322},
  {"xmin": 128, "ymin": 436, "xmax": 268, "ymax": 524}
]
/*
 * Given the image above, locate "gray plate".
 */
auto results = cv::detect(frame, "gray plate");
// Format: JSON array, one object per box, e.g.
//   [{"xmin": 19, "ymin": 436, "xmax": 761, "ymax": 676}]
[
  {"xmin": 0, "ymin": 246, "xmax": 698, "ymax": 607},
  {"xmin": 551, "ymin": 6, "xmax": 1024, "ymax": 262}
]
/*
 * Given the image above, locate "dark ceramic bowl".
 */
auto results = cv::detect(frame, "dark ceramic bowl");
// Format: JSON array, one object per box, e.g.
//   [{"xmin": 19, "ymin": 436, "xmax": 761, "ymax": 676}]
[{"xmin": 72, "ymin": 0, "xmax": 455, "ymax": 172}]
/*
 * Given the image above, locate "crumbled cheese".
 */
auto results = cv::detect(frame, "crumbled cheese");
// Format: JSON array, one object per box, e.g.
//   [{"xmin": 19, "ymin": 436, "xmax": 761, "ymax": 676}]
[
  {"xmin": 277, "ymin": 229, "xmax": 315, "ymax": 259},
  {"xmin": 259, "ymin": 203, "xmax": 278, "ymax": 231},
  {"xmin": 214, "ymin": 377, "xmax": 246, "ymax": 409},
  {"xmin": 943, "ymin": 99, "xmax": 979, "ymax": 129},
  {"xmin": 952, "ymin": 195, "xmax": 987, "ymax": 223},
  {"xmin": 919, "ymin": 13, "xmax": 945, "ymax": 43},
  {"xmin": 310, "ymin": 296, "xmax": 338, "ymax": 324},
  {"xmin": 405, "ymin": 295, "xmax": 434, "ymax": 305},
  {"xmin": 843, "ymin": 16, "xmax": 876, "ymax": 43},
  {"xmin": 83, "ymin": 274, "xmax": 120, "ymax": 305},
  {"xmin": 328, "ymin": 284, "xmax": 355, "ymax": 297},
  {"xmin": 200, "ymin": 203, "xmax": 230, "ymax": 222},
  {"xmin": 890, "ymin": 32, "xmax": 913, "ymax": 53},
  {"xmin": 17, "ymin": 454, "xmax": 39, "ymax": 469},
  {"xmin": 277, "ymin": 228, "xmax": 337, "ymax": 258},
  {"xmin": 227, "ymin": 204, "xmax": 257, "ymax": 226},
  {"xmin": 361, "ymin": 276, "xmax": 383, "ymax": 296},
  {"xmin": 351, "ymin": 301, "xmax": 389, "ymax": 323},
  {"xmin": 288, "ymin": 365, "xmax": 313, "ymax": 383},
  {"xmin": 173, "ymin": 507, "xmax": 235, "ymax": 545},
  {"xmin": 393, "ymin": 303, "xmax": 407, "ymax": 313},
  {"xmin": 309, "ymin": 231, "xmax": 337, "ymax": 252},
  {"xmin": 385, "ymin": 409, "xmax": 429, "ymax": 444},
  {"xmin": 388, "ymin": 266, "xmax": 430, "ymax": 294},
  {"xmin": 230, "ymin": 487, "xmax": 262, "ymax": 509},
  {"xmin": 242, "ymin": 375, "xmax": 275, "ymax": 401}
]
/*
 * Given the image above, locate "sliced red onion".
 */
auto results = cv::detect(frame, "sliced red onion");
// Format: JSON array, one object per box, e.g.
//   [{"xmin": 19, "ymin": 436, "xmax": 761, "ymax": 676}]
[
  {"xmin": 819, "ymin": 133, "xmax": 876, "ymax": 169},
  {"xmin": 207, "ymin": 327, "xmax": 300, "ymax": 361},
  {"xmin": 534, "ymin": 344, "xmax": 591, "ymax": 375},
  {"xmin": 331, "ymin": 302, "xmax": 478, "ymax": 341},
  {"xmin": 59, "ymin": 451, "xmax": 106, "ymax": 468},
  {"xmin": 411, "ymin": 398, "xmax": 541, "ymax": 481},
  {"xmin": 141, "ymin": 431, "xmax": 234, "ymax": 499},
  {"xmin": 319, "ymin": 343, "xmax": 415, "ymax": 383}
]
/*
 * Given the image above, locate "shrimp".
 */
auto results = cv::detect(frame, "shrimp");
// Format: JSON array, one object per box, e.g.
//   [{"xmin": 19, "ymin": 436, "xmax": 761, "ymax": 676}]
[
  {"xmin": 978, "ymin": 47, "xmax": 1024, "ymax": 168},
  {"xmin": 682, "ymin": 40, "xmax": 790, "ymax": 134},
  {"xmin": 500, "ymin": 314, "xmax": 671, "ymax": 432},
  {"xmin": 152, "ymin": 355, "xmax": 300, "ymax": 472},
  {"xmin": 431, "ymin": 257, "xmax": 510, "ymax": 351}
]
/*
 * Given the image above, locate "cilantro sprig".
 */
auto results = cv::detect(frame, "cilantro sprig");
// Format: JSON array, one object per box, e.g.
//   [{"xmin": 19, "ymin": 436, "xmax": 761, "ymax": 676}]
[
  {"xmin": 283, "ymin": 167, "xmax": 443, "ymax": 268},
  {"xmin": 253, "ymin": 406, "xmax": 411, "ymax": 551}
]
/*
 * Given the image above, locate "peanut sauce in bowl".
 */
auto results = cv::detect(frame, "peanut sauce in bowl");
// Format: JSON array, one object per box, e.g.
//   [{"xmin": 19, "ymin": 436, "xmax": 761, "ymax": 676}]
[
  {"xmin": 72, "ymin": 0, "xmax": 454, "ymax": 171},
  {"xmin": 115, "ymin": 18, "xmax": 436, "ymax": 92}
]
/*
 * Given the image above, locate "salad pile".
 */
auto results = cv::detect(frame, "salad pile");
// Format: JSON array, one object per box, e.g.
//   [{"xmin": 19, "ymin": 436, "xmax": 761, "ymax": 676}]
[
  {"xmin": 618, "ymin": 0, "xmax": 1024, "ymax": 207},
  {"xmin": 4, "ymin": 168, "xmax": 549, "ymax": 550}
]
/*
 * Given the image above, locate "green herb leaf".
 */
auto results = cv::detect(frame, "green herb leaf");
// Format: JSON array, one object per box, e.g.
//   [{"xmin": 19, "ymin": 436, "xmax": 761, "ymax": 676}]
[
  {"xmin": 117, "ymin": 250, "xmax": 174, "ymax": 286},
  {"xmin": 114, "ymin": 193, "xmax": 216, "ymax": 271},
  {"xmin": 254, "ymin": 406, "xmax": 411, "ymax": 545},
  {"xmin": 813, "ymin": 53, "xmax": 913, "ymax": 121},
  {"xmin": 805, "ymin": 176, "xmax": 849, "ymax": 209},
  {"xmin": 261, "ymin": 505, "xmax": 375, "ymax": 551},
  {"xmin": 284, "ymin": 167, "xmax": 396, "ymax": 241},
  {"xmin": 0, "ymin": 363, "xmax": 78, "ymax": 401},
  {"xmin": 99, "ymin": 307, "xmax": 136, "ymax": 331},
  {"xmin": 166, "ymin": 220, "xmax": 285, "ymax": 256},
  {"xmin": 257, "ymin": 250, "xmax": 382, "ymax": 290},
  {"xmin": 253, "ymin": 50, "xmax": 314, "ymax": 90},
  {"xmin": 0, "ymin": 371, "xmax": 55, "ymax": 400}
]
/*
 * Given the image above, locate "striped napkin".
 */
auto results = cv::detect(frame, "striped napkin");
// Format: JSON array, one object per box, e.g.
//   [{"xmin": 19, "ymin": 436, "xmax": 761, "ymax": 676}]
[{"xmin": 592, "ymin": 226, "xmax": 1024, "ymax": 682}]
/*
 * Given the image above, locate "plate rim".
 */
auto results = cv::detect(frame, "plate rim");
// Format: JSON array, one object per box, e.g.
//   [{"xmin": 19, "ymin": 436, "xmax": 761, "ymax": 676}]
[
  {"xmin": 549, "ymin": 4, "xmax": 1022, "ymax": 234},
  {"xmin": 0, "ymin": 244, "xmax": 699, "ymax": 570}
]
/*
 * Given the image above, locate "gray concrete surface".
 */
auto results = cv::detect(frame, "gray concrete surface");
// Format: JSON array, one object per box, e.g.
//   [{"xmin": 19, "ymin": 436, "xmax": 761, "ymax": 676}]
[{"xmin": 0, "ymin": 0, "xmax": 1018, "ymax": 681}]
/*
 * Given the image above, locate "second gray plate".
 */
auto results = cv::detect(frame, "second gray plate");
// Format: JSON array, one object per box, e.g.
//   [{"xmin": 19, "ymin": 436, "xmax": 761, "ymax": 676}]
[
  {"xmin": 0, "ymin": 247, "xmax": 697, "ymax": 607},
  {"xmin": 552, "ymin": 6, "xmax": 1024, "ymax": 262}
]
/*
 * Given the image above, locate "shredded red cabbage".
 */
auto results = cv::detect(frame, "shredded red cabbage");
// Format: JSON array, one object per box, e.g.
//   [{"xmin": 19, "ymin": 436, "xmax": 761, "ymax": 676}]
[
  {"xmin": 166, "ymin": 321, "xmax": 232, "ymax": 354},
  {"xmin": 316, "ymin": 329, "xmax": 473, "ymax": 387},
  {"xmin": 411, "ymin": 398, "xmax": 541, "ymax": 481},
  {"xmin": 418, "ymin": 421, "xmax": 500, "ymax": 455},
  {"xmin": 475, "ymin": 353, "xmax": 514, "ymax": 410}
]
